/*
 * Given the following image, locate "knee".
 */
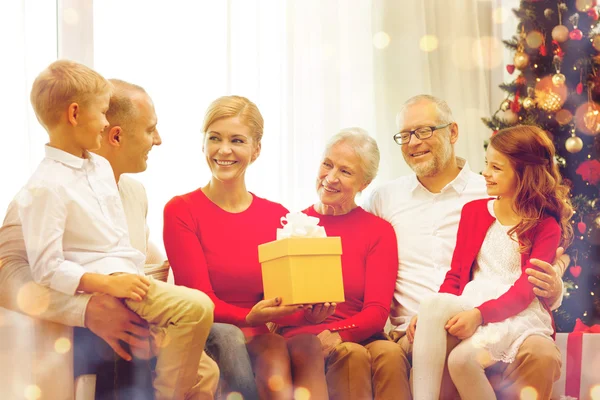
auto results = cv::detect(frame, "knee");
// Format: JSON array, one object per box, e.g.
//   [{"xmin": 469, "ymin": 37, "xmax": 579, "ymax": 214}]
[
  {"xmin": 447, "ymin": 346, "xmax": 470, "ymax": 375},
  {"xmin": 329, "ymin": 342, "xmax": 371, "ymax": 367},
  {"xmin": 368, "ymin": 340, "xmax": 408, "ymax": 369},
  {"xmin": 517, "ymin": 336, "xmax": 561, "ymax": 377},
  {"xmin": 419, "ymin": 293, "xmax": 457, "ymax": 320},
  {"xmin": 252, "ymin": 334, "xmax": 290, "ymax": 365},
  {"xmin": 186, "ymin": 290, "xmax": 215, "ymax": 325},
  {"xmin": 209, "ymin": 323, "xmax": 246, "ymax": 349},
  {"xmin": 287, "ymin": 334, "xmax": 323, "ymax": 367}
]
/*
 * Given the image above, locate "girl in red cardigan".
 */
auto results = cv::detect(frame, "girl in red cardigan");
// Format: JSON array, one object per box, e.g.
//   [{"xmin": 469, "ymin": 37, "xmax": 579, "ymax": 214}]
[{"xmin": 412, "ymin": 125, "xmax": 573, "ymax": 400}]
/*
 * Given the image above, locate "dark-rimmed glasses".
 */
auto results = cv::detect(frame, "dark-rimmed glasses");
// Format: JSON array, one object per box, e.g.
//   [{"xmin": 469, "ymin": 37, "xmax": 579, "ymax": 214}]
[{"xmin": 393, "ymin": 123, "xmax": 452, "ymax": 145}]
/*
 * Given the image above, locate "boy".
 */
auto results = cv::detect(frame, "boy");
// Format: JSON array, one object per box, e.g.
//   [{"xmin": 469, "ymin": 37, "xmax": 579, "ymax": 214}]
[{"xmin": 17, "ymin": 59, "xmax": 214, "ymax": 400}]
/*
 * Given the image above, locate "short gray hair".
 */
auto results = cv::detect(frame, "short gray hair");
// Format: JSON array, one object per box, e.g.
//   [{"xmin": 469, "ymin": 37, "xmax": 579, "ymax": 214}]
[
  {"xmin": 323, "ymin": 127, "xmax": 380, "ymax": 184},
  {"xmin": 396, "ymin": 94, "xmax": 454, "ymax": 128}
]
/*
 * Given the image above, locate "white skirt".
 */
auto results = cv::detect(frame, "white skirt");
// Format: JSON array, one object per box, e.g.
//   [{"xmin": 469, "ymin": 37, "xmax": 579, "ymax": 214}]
[{"xmin": 459, "ymin": 278, "xmax": 554, "ymax": 363}]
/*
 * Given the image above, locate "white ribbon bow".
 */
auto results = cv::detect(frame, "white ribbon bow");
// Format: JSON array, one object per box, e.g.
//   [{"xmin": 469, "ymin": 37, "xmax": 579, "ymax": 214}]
[{"xmin": 277, "ymin": 212, "xmax": 327, "ymax": 240}]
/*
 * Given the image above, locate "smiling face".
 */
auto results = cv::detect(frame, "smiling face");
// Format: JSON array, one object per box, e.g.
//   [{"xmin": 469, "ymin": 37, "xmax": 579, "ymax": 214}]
[
  {"xmin": 316, "ymin": 141, "xmax": 368, "ymax": 213},
  {"xmin": 203, "ymin": 116, "xmax": 260, "ymax": 183},
  {"xmin": 482, "ymin": 144, "xmax": 518, "ymax": 199},
  {"xmin": 398, "ymin": 101, "xmax": 454, "ymax": 177}
]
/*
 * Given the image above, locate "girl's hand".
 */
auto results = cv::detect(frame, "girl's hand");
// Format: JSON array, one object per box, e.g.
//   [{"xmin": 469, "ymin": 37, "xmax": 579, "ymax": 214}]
[
  {"xmin": 304, "ymin": 302, "xmax": 337, "ymax": 324},
  {"xmin": 407, "ymin": 314, "xmax": 418, "ymax": 343},
  {"xmin": 445, "ymin": 308, "xmax": 482, "ymax": 340},
  {"xmin": 245, "ymin": 297, "xmax": 303, "ymax": 325},
  {"xmin": 108, "ymin": 274, "xmax": 151, "ymax": 301}
]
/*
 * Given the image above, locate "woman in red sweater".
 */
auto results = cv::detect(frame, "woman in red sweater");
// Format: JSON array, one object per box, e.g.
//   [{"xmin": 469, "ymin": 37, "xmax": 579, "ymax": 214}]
[
  {"xmin": 163, "ymin": 96, "xmax": 328, "ymax": 400},
  {"xmin": 278, "ymin": 128, "xmax": 399, "ymax": 400},
  {"xmin": 411, "ymin": 125, "xmax": 574, "ymax": 400}
]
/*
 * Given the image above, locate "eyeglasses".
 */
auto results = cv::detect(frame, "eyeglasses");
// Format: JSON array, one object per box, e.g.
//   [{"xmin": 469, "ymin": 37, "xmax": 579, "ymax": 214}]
[{"xmin": 393, "ymin": 123, "xmax": 452, "ymax": 145}]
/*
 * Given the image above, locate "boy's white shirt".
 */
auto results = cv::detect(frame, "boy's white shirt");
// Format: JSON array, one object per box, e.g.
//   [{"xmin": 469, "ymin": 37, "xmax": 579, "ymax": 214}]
[{"xmin": 15, "ymin": 145, "xmax": 145, "ymax": 295}]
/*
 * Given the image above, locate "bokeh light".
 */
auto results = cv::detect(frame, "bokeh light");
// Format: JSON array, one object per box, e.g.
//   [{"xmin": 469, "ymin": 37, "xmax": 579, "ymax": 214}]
[
  {"xmin": 55, "ymin": 337, "xmax": 72, "ymax": 354},
  {"xmin": 420, "ymin": 35, "xmax": 438, "ymax": 52},
  {"xmin": 17, "ymin": 282, "xmax": 50, "ymax": 316},
  {"xmin": 226, "ymin": 392, "xmax": 244, "ymax": 400},
  {"xmin": 268, "ymin": 375, "xmax": 284, "ymax": 392},
  {"xmin": 519, "ymin": 386, "xmax": 538, "ymax": 400},
  {"xmin": 294, "ymin": 387, "xmax": 311, "ymax": 400},
  {"xmin": 24, "ymin": 385, "xmax": 41, "ymax": 400},
  {"xmin": 373, "ymin": 32, "xmax": 390, "ymax": 49}
]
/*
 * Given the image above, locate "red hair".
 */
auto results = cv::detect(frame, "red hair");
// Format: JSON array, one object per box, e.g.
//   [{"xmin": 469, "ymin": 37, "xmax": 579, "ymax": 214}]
[{"xmin": 489, "ymin": 125, "xmax": 573, "ymax": 253}]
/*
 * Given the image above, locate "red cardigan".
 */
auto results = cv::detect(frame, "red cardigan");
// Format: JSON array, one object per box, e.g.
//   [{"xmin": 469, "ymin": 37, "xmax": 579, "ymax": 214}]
[{"xmin": 438, "ymin": 198, "xmax": 560, "ymax": 332}]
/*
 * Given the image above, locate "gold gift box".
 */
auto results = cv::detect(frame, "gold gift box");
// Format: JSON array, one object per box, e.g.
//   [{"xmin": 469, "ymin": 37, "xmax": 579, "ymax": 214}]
[{"xmin": 258, "ymin": 237, "xmax": 345, "ymax": 305}]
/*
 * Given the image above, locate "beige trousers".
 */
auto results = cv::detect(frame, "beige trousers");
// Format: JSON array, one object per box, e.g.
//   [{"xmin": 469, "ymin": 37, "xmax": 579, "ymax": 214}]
[{"xmin": 125, "ymin": 277, "xmax": 215, "ymax": 400}]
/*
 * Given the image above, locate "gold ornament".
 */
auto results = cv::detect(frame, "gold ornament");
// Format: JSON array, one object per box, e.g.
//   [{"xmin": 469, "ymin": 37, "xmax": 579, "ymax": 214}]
[
  {"xmin": 565, "ymin": 136, "xmax": 584, "ymax": 153},
  {"xmin": 544, "ymin": 8, "xmax": 554, "ymax": 19},
  {"xmin": 501, "ymin": 110, "xmax": 519, "ymax": 125},
  {"xmin": 552, "ymin": 25, "xmax": 570, "ymax": 43},
  {"xmin": 500, "ymin": 100, "xmax": 511, "ymax": 111},
  {"xmin": 514, "ymin": 52, "xmax": 530, "ymax": 70},
  {"xmin": 522, "ymin": 97, "xmax": 535, "ymax": 110},
  {"xmin": 583, "ymin": 104, "xmax": 600, "ymax": 134},
  {"xmin": 576, "ymin": 0, "xmax": 594, "ymax": 12},
  {"xmin": 555, "ymin": 109, "xmax": 573, "ymax": 125},
  {"xmin": 536, "ymin": 90, "xmax": 562, "ymax": 112},
  {"xmin": 552, "ymin": 73, "xmax": 566, "ymax": 87},
  {"xmin": 593, "ymin": 35, "xmax": 600, "ymax": 52},
  {"xmin": 526, "ymin": 31, "xmax": 544, "ymax": 49}
]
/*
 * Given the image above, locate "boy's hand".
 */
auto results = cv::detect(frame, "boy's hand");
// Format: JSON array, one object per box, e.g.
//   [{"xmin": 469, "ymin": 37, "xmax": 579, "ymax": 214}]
[
  {"xmin": 109, "ymin": 274, "xmax": 151, "ymax": 301},
  {"xmin": 304, "ymin": 302, "xmax": 337, "ymax": 324},
  {"xmin": 445, "ymin": 308, "xmax": 482, "ymax": 340}
]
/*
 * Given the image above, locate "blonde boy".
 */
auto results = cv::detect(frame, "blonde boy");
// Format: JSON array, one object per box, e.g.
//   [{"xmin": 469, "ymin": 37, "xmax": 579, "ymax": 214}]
[{"xmin": 18, "ymin": 60, "xmax": 214, "ymax": 400}]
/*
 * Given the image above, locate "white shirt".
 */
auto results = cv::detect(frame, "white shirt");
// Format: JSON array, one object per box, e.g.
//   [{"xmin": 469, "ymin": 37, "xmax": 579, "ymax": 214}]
[
  {"xmin": 0, "ymin": 171, "xmax": 162, "ymax": 327},
  {"xmin": 363, "ymin": 158, "xmax": 487, "ymax": 331},
  {"xmin": 14, "ymin": 146, "xmax": 145, "ymax": 295}
]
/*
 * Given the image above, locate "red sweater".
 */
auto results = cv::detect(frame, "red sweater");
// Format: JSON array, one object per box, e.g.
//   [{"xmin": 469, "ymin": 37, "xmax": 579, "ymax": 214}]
[
  {"xmin": 280, "ymin": 206, "xmax": 398, "ymax": 343},
  {"xmin": 163, "ymin": 189, "xmax": 288, "ymax": 334},
  {"xmin": 439, "ymin": 199, "xmax": 560, "ymax": 331}
]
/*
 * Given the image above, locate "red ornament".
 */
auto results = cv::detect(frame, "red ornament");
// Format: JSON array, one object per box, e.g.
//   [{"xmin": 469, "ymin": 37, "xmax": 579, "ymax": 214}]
[
  {"xmin": 570, "ymin": 265, "xmax": 582, "ymax": 278},
  {"xmin": 588, "ymin": 8, "xmax": 599, "ymax": 21},
  {"xmin": 577, "ymin": 82, "xmax": 584, "ymax": 94},
  {"xmin": 540, "ymin": 45, "xmax": 547, "ymax": 56},
  {"xmin": 576, "ymin": 159, "xmax": 600, "ymax": 185},
  {"xmin": 511, "ymin": 90, "xmax": 521, "ymax": 112},
  {"xmin": 552, "ymin": 40, "xmax": 565, "ymax": 59},
  {"xmin": 578, "ymin": 221, "xmax": 587, "ymax": 234},
  {"xmin": 570, "ymin": 29, "xmax": 583, "ymax": 41},
  {"xmin": 506, "ymin": 64, "xmax": 515, "ymax": 74}
]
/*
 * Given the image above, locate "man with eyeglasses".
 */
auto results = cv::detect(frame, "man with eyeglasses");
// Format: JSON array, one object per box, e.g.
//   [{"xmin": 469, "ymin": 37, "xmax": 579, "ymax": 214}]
[{"xmin": 363, "ymin": 94, "xmax": 566, "ymax": 399}]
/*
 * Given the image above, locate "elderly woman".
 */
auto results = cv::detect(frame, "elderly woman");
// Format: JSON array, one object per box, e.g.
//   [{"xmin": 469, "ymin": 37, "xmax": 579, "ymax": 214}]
[
  {"xmin": 163, "ymin": 95, "xmax": 328, "ymax": 400},
  {"xmin": 278, "ymin": 128, "xmax": 399, "ymax": 400}
]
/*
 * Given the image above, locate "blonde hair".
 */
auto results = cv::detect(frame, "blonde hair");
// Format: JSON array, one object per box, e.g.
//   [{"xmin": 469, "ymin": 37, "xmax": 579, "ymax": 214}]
[
  {"xmin": 30, "ymin": 59, "xmax": 112, "ymax": 129},
  {"xmin": 202, "ymin": 95, "xmax": 264, "ymax": 144}
]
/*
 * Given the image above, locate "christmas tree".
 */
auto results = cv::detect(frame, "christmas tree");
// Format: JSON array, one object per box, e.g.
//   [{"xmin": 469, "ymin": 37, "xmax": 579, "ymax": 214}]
[{"xmin": 483, "ymin": 0, "xmax": 600, "ymax": 332}]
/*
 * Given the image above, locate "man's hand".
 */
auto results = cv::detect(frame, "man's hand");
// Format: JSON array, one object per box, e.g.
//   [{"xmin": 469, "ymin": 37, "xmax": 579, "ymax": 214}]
[
  {"xmin": 445, "ymin": 308, "xmax": 482, "ymax": 340},
  {"xmin": 528, "ymin": 247, "xmax": 565, "ymax": 305},
  {"xmin": 304, "ymin": 302, "xmax": 337, "ymax": 324},
  {"xmin": 85, "ymin": 294, "xmax": 151, "ymax": 361},
  {"xmin": 108, "ymin": 274, "xmax": 151, "ymax": 301},
  {"xmin": 245, "ymin": 297, "xmax": 303, "ymax": 326},
  {"xmin": 317, "ymin": 329, "xmax": 343, "ymax": 358},
  {"xmin": 407, "ymin": 315, "xmax": 418, "ymax": 344}
]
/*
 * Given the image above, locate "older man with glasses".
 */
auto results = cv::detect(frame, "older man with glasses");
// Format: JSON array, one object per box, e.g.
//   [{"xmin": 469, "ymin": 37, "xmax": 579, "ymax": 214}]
[{"xmin": 362, "ymin": 94, "xmax": 567, "ymax": 399}]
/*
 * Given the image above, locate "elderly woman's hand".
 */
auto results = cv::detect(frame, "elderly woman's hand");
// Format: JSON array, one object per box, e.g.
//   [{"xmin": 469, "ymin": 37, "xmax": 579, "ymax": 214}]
[{"xmin": 304, "ymin": 302, "xmax": 337, "ymax": 324}]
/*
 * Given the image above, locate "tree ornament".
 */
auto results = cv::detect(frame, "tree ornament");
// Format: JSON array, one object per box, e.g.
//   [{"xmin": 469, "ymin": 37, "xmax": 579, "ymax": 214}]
[
  {"xmin": 575, "ymin": 0, "xmax": 594, "ymax": 12},
  {"xmin": 506, "ymin": 64, "xmax": 515, "ymax": 74},
  {"xmin": 566, "ymin": 135, "xmax": 584, "ymax": 153},
  {"xmin": 500, "ymin": 100, "xmax": 511, "ymax": 111},
  {"xmin": 514, "ymin": 52, "xmax": 529, "ymax": 70},
  {"xmin": 576, "ymin": 159, "xmax": 600, "ymax": 184},
  {"xmin": 578, "ymin": 220, "xmax": 587, "ymax": 234},
  {"xmin": 583, "ymin": 105, "xmax": 600, "ymax": 133},
  {"xmin": 570, "ymin": 265, "xmax": 582, "ymax": 278},
  {"xmin": 588, "ymin": 7, "xmax": 599, "ymax": 20},
  {"xmin": 552, "ymin": 25, "xmax": 570, "ymax": 42},
  {"xmin": 577, "ymin": 82, "xmax": 584, "ymax": 94},
  {"xmin": 544, "ymin": 8, "xmax": 554, "ymax": 19},
  {"xmin": 569, "ymin": 14, "xmax": 583, "ymax": 41},
  {"xmin": 522, "ymin": 97, "xmax": 535, "ymax": 110},
  {"xmin": 592, "ymin": 35, "xmax": 600, "ymax": 51},
  {"xmin": 552, "ymin": 73, "xmax": 566, "ymax": 86},
  {"xmin": 526, "ymin": 31, "xmax": 544, "ymax": 49},
  {"xmin": 500, "ymin": 110, "xmax": 519, "ymax": 125},
  {"xmin": 556, "ymin": 109, "xmax": 573, "ymax": 125}
]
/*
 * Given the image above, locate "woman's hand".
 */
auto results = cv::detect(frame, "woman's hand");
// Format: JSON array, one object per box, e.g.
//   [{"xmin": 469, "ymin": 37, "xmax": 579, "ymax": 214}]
[
  {"xmin": 245, "ymin": 297, "xmax": 303, "ymax": 325},
  {"xmin": 445, "ymin": 308, "xmax": 482, "ymax": 340},
  {"xmin": 527, "ymin": 247, "xmax": 565, "ymax": 305},
  {"xmin": 304, "ymin": 302, "xmax": 337, "ymax": 324},
  {"xmin": 407, "ymin": 315, "xmax": 418, "ymax": 343},
  {"xmin": 317, "ymin": 329, "xmax": 343, "ymax": 358}
]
